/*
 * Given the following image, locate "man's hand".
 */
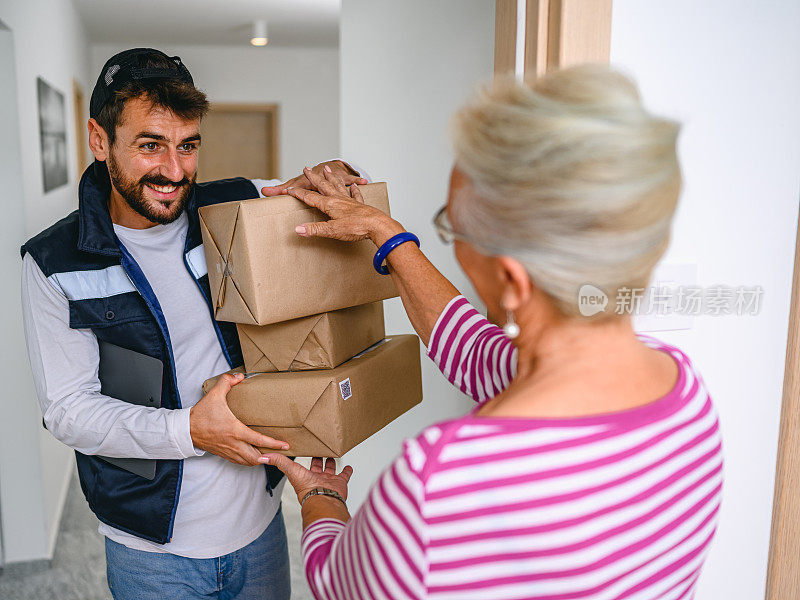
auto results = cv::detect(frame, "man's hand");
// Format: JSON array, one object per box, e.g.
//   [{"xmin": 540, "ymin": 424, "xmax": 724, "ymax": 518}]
[
  {"xmin": 190, "ymin": 372, "xmax": 289, "ymax": 466},
  {"xmin": 260, "ymin": 160, "xmax": 367, "ymax": 197}
]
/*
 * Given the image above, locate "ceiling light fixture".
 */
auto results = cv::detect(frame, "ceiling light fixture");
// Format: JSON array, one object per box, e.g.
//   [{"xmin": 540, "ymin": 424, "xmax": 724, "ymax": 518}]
[{"xmin": 250, "ymin": 20, "xmax": 268, "ymax": 46}]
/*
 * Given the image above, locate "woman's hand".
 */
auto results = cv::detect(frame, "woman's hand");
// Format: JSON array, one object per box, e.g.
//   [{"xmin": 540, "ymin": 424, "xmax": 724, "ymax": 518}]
[
  {"xmin": 288, "ymin": 166, "xmax": 406, "ymax": 246},
  {"xmin": 260, "ymin": 160, "xmax": 367, "ymax": 197},
  {"xmin": 260, "ymin": 454, "xmax": 353, "ymax": 504},
  {"xmin": 287, "ymin": 165, "xmax": 461, "ymax": 350}
]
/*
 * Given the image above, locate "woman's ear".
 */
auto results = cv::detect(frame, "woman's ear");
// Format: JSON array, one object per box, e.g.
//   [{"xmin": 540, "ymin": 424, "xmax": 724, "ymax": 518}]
[
  {"xmin": 496, "ymin": 256, "xmax": 533, "ymax": 311},
  {"xmin": 88, "ymin": 118, "xmax": 109, "ymax": 162}
]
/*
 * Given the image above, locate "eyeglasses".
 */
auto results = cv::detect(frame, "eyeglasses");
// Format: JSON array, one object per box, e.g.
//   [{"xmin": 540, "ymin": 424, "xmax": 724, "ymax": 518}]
[
  {"xmin": 432, "ymin": 205, "xmax": 507, "ymax": 256},
  {"xmin": 433, "ymin": 205, "xmax": 473, "ymax": 245}
]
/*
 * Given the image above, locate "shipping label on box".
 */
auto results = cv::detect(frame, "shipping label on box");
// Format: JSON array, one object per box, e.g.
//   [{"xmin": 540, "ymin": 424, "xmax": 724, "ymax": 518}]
[
  {"xmin": 199, "ymin": 182, "xmax": 398, "ymax": 326},
  {"xmin": 237, "ymin": 301, "xmax": 385, "ymax": 373},
  {"xmin": 203, "ymin": 335, "xmax": 422, "ymax": 457}
]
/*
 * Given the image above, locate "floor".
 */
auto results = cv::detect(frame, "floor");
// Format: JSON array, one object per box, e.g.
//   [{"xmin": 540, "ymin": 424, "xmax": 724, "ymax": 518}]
[{"xmin": 0, "ymin": 469, "xmax": 313, "ymax": 599}]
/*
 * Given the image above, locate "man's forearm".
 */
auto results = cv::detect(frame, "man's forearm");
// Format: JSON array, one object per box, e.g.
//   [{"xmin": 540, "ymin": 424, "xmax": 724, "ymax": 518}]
[{"xmin": 43, "ymin": 392, "xmax": 200, "ymax": 459}]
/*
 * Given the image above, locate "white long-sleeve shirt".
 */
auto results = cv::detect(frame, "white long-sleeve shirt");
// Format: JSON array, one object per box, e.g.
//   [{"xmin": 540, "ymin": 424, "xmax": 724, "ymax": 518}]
[{"xmin": 21, "ymin": 177, "xmax": 286, "ymax": 558}]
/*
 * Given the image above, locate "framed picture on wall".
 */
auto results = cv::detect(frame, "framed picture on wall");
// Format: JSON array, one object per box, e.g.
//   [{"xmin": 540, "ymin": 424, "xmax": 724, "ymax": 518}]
[{"xmin": 36, "ymin": 76, "xmax": 68, "ymax": 193}]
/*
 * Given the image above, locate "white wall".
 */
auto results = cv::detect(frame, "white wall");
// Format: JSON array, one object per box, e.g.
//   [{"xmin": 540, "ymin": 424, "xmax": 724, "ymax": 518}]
[
  {"xmin": 339, "ymin": 0, "xmax": 495, "ymax": 507},
  {"xmin": 610, "ymin": 2, "xmax": 800, "ymax": 598},
  {"xmin": 90, "ymin": 44, "xmax": 339, "ymax": 182},
  {"xmin": 0, "ymin": 0, "xmax": 90, "ymax": 564}
]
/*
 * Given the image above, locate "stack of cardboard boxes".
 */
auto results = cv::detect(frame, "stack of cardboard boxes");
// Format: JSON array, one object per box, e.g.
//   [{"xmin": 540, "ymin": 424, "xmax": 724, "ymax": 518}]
[{"xmin": 199, "ymin": 183, "xmax": 423, "ymax": 457}]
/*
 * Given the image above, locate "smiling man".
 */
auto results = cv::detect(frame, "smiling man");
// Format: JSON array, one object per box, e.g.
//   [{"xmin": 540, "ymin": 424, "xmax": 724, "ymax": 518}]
[
  {"xmin": 101, "ymin": 94, "xmax": 202, "ymax": 226},
  {"xmin": 20, "ymin": 48, "xmax": 366, "ymax": 600}
]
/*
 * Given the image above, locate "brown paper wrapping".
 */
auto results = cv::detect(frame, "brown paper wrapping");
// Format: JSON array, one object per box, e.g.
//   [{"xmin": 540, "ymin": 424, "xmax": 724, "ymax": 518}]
[
  {"xmin": 237, "ymin": 302, "xmax": 385, "ymax": 373},
  {"xmin": 199, "ymin": 182, "xmax": 398, "ymax": 325},
  {"xmin": 203, "ymin": 335, "xmax": 422, "ymax": 457}
]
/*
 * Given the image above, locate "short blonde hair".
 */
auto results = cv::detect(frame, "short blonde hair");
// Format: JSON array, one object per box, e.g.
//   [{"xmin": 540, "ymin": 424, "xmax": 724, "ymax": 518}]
[{"xmin": 451, "ymin": 64, "xmax": 681, "ymax": 318}]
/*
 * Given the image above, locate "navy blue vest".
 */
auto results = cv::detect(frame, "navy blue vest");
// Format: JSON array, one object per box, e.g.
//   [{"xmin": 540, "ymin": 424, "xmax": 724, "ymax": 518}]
[{"xmin": 21, "ymin": 165, "xmax": 283, "ymax": 544}]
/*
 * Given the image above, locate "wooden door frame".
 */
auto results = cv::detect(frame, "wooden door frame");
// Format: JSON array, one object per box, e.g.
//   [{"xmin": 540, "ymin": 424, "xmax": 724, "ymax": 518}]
[
  {"xmin": 493, "ymin": 0, "xmax": 612, "ymax": 78},
  {"xmin": 766, "ymin": 213, "xmax": 800, "ymax": 598},
  {"xmin": 72, "ymin": 79, "xmax": 88, "ymax": 181},
  {"xmin": 205, "ymin": 103, "xmax": 280, "ymax": 180},
  {"xmin": 493, "ymin": 0, "xmax": 517, "ymax": 75}
]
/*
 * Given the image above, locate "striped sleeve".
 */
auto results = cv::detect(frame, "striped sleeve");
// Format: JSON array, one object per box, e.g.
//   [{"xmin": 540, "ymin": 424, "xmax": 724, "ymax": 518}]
[
  {"xmin": 426, "ymin": 295, "xmax": 518, "ymax": 403},
  {"xmin": 301, "ymin": 435, "xmax": 432, "ymax": 599},
  {"xmin": 301, "ymin": 336, "xmax": 722, "ymax": 599}
]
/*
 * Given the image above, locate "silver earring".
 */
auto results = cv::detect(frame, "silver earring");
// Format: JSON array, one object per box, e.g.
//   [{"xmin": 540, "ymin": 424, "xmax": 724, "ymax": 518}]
[{"xmin": 503, "ymin": 309, "xmax": 520, "ymax": 339}]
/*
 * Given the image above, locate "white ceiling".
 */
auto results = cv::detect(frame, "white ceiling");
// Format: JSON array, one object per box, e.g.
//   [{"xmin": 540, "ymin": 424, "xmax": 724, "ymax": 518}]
[{"xmin": 74, "ymin": 0, "xmax": 340, "ymax": 48}]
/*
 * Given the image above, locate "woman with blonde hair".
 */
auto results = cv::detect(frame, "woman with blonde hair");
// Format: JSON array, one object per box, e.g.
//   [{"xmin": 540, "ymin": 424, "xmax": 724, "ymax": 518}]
[{"xmin": 261, "ymin": 65, "xmax": 722, "ymax": 599}]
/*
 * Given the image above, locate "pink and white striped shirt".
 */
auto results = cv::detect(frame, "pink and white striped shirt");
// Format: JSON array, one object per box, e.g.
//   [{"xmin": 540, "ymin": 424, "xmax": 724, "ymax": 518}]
[{"xmin": 302, "ymin": 295, "xmax": 723, "ymax": 600}]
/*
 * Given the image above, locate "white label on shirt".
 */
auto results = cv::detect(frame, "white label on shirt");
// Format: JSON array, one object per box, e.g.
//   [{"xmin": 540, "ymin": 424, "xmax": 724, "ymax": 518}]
[{"xmin": 185, "ymin": 245, "xmax": 208, "ymax": 279}]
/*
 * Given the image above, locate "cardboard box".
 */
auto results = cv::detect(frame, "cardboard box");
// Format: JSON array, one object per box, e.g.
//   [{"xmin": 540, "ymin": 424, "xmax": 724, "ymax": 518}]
[
  {"xmin": 237, "ymin": 301, "xmax": 385, "ymax": 373},
  {"xmin": 199, "ymin": 182, "xmax": 398, "ymax": 326},
  {"xmin": 203, "ymin": 335, "xmax": 422, "ymax": 457}
]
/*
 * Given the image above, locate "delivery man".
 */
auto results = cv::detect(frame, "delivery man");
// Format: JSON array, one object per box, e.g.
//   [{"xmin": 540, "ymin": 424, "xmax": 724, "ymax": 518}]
[{"xmin": 20, "ymin": 48, "xmax": 366, "ymax": 600}]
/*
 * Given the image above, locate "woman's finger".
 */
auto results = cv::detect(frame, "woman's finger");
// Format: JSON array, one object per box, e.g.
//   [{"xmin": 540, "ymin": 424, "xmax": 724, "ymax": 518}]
[
  {"xmin": 259, "ymin": 453, "xmax": 307, "ymax": 481},
  {"xmin": 287, "ymin": 187, "xmax": 327, "ymax": 212},
  {"xmin": 350, "ymin": 183, "xmax": 365, "ymax": 204},
  {"xmin": 304, "ymin": 167, "xmax": 337, "ymax": 196},
  {"xmin": 322, "ymin": 165, "xmax": 349, "ymax": 195},
  {"xmin": 296, "ymin": 221, "xmax": 369, "ymax": 242},
  {"xmin": 338, "ymin": 171, "xmax": 368, "ymax": 186},
  {"xmin": 340, "ymin": 465, "xmax": 354, "ymax": 483},
  {"xmin": 295, "ymin": 221, "xmax": 335, "ymax": 238},
  {"xmin": 296, "ymin": 220, "xmax": 369, "ymax": 241}
]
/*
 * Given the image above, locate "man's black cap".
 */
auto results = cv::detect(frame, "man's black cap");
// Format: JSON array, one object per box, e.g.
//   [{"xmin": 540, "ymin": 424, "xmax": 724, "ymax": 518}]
[{"xmin": 89, "ymin": 48, "xmax": 194, "ymax": 118}]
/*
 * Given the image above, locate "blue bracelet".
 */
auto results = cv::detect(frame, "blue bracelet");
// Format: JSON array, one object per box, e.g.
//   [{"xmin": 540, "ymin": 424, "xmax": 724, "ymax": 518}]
[{"xmin": 373, "ymin": 232, "xmax": 420, "ymax": 275}]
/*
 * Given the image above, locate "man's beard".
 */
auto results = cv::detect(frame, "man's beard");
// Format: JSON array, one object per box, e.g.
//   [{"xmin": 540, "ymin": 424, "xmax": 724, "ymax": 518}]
[{"xmin": 107, "ymin": 153, "xmax": 194, "ymax": 225}]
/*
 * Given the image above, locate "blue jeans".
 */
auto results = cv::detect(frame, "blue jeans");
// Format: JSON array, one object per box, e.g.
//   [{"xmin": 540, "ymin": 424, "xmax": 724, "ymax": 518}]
[{"xmin": 105, "ymin": 507, "xmax": 290, "ymax": 600}]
